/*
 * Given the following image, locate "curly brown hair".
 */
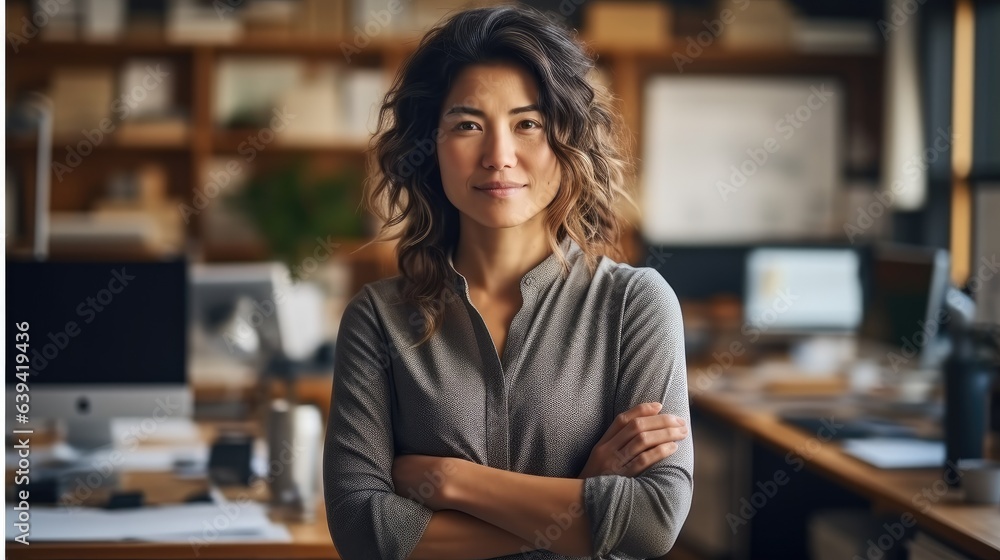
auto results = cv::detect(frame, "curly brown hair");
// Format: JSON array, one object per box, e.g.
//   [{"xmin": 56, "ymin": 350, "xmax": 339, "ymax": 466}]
[{"xmin": 363, "ymin": 3, "xmax": 636, "ymax": 347}]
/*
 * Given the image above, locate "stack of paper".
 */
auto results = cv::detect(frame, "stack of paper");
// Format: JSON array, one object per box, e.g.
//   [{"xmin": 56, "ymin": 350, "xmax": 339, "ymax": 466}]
[
  {"xmin": 841, "ymin": 438, "xmax": 945, "ymax": 469},
  {"xmin": 5, "ymin": 500, "xmax": 290, "ymax": 543}
]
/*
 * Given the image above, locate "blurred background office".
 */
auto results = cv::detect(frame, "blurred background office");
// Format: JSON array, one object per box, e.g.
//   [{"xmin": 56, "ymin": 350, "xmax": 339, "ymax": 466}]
[{"xmin": 5, "ymin": 0, "xmax": 1000, "ymax": 559}]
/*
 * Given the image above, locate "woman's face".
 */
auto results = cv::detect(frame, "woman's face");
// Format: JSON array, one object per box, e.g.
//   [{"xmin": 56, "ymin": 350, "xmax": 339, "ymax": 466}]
[{"xmin": 437, "ymin": 63, "xmax": 561, "ymax": 231}]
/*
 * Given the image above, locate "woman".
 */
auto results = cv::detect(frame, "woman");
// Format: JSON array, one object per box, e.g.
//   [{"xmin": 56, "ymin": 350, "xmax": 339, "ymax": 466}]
[{"xmin": 324, "ymin": 5, "xmax": 692, "ymax": 559}]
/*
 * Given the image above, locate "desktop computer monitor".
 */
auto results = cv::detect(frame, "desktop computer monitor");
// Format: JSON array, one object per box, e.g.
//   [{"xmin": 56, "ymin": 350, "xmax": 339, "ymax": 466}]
[
  {"xmin": 858, "ymin": 244, "xmax": 951, "ymax": 370},
  {"xmin": 743, "ymin": 247, "xmax": 864, "ymax": 334},
  {"xmin": 6, "ymin": 259, "xmax": 191, "ymax": 450}
]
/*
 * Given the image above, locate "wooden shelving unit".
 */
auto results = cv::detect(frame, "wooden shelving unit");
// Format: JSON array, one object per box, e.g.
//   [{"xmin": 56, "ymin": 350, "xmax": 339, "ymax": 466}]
[{"xmin": 6, "ymin": 32, "xmax": 883, "ymax": 277}]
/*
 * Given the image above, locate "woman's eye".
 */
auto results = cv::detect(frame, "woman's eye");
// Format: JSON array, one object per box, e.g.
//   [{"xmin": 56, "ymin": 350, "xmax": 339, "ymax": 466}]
[{"xmin": 454, "ymin": 120, "xmax": 542, "ymax": 132}]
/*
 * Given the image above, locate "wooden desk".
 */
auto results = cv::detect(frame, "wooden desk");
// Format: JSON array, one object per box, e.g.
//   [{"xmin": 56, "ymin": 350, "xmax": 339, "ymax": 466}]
[
  {"xmin": 691, "ymin": 384, "xmax": 1000, "ymax": 560},
  {"xmin": 5, "ymin": 503, "xmax": 340, "ymax": 560},
  {"xmin": 5, "ymin": 426, "xmax": 341, "ymax": 560}
]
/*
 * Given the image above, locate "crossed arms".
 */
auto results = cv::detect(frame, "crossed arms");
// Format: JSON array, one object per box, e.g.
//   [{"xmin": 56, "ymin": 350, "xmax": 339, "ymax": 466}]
[
  {"xmin": 394, "ymin": 400, "xmax": 689, "ymax": 559},
  {"xmin": 324, "ymin": 271, "xmax": 693, "ymax": 559}
]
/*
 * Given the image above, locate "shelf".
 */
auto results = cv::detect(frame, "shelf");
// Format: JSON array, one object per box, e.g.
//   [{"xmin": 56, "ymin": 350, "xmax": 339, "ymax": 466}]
[
  {"xmin": 579, "ymin": 37, "xmax": 880, "ymax": 60},
  {"xmin": 212, "ymin": 37, "xmax": 417, "ymax": 56},
  {"xmin": 6, "ymin": 36, "xmax": 415, "ymax": 57},
  {"xmin": 200, "ymin": 238, "xmax": 390, "ymax": 264},
  {"xmin": 7, "ymin": 35, "xmax": 881, "ymax": 65},
  {"xmin": 7, "ymin": 37, "xmax": 196, "ymax": 55},
  {"xmin": 200, "ymin": 239, "xmax": 270, "ymax": 262},
  {"xmin": 6, "ymin": 133, "xmax": 368, "ymax": 154},
  {"xmin": 7, "ymin": 24, "xmax": 884, "ymax": 275},
  {"xmin": 211, "ymin": 131, "xmax": 369, "ymax": 154},
  {"xmin": 6, "ymin": 241, "xmax": 181, "ymax": 261},
  {"xmin": 7, "ymin": 135, "xmax": 191, "ymax": 152}
]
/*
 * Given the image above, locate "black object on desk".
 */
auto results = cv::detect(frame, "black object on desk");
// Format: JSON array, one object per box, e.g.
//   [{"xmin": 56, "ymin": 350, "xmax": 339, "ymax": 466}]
[
  {"xmin": 779, "ymin": 413, "xmax": 920, "ymax": 440},
  {"xmin": 105, "ymin": 491, "xmax": 144, "ymax": 509},
  {"xmin": 943, "ymin": 324, "xmax": 999, "ymax": 485},
  {"xmin": 208, "ymin": 432, "xmax": 254, "ymax": 486}
]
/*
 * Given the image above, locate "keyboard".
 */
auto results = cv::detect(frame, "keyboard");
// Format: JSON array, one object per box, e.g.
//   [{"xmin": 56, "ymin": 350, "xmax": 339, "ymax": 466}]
[{"xmin": 779, "ymin": 414, "xmax": 921, "ymax": 440}]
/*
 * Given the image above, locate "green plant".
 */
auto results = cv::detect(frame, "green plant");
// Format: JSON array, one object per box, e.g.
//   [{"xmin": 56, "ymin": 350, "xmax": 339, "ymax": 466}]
[{"xmin": 226, "ymin": 160, "xmax": 365, "ymax": 279}]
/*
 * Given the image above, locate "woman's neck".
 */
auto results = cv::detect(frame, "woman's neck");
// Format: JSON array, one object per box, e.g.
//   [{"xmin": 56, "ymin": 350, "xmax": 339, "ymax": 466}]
[{"xmin": 452, "ymin": 222, "xmax": 553, "ymax": 297}]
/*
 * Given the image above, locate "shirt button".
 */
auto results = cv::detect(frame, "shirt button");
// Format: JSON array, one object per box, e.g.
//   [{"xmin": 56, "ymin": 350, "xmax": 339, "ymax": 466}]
[{"xmin": 524, "ymin": 277, "xmax": 533, "ymax": 287}]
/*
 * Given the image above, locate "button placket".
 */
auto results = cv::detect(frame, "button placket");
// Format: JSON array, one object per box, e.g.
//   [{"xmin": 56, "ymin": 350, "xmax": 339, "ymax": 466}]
[{"xmin": 455, "ymin": 276, "xmax": 511, "ymax": 469}]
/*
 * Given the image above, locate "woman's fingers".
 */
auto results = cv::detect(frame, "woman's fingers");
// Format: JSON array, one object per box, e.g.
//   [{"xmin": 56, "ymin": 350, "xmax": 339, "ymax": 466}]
[
  {"xmin": 582, "ymin": 404, "xmax": 688, "ymax": 479},
  {"xmin": 619, "ymin": 427, "xmax": 688, "ymax": 462},
  {"xmin": 622, "ymin": 442, "xmax": 679, "ymax": 476},
  {"xmin": 597, "ymin": 402, "xmax": 662, "ymax": 446},
  {"xmin": 605, "ymin": 412, "xmax": 685, "ymax": 453}
]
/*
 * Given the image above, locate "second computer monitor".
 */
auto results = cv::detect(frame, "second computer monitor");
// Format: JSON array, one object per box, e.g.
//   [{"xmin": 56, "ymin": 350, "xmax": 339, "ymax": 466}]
[
  {"xmin": 858, "ymin": 244, "xmax": 951, "ymax": 370},
  {"xmin": 744, "ymin": 247, "xmax": 864, "ymax": 334}
]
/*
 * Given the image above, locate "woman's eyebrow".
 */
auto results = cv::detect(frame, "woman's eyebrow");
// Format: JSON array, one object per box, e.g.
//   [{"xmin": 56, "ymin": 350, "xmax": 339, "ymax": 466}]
[{"xmin": 443, "ymin": 104, "xmax": 540, "ymax": 117}]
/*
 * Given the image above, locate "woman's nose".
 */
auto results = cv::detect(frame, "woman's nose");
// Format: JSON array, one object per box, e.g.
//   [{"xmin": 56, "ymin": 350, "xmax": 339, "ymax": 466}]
[{"xmin": 482, "ymin": 129, "xmax": 517, "ymax": 170}]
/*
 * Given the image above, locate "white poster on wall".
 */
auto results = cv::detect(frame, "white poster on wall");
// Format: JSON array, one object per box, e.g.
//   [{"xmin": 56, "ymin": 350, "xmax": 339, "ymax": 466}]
[{"xmin": 640, "ymin": 77, "xmax": 843, "ymax": 243}]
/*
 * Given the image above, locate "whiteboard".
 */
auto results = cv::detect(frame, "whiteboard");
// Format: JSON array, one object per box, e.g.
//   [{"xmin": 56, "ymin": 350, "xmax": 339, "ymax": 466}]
[{"xmin": 640, "ymin": 77, "xmax": 843, "ymax": 243}]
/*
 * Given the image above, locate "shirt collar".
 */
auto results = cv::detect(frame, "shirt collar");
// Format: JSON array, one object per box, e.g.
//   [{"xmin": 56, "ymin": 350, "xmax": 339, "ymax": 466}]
[{"xmin": 447, "ymin": 235, "xmax": 578, "ymax": 291}]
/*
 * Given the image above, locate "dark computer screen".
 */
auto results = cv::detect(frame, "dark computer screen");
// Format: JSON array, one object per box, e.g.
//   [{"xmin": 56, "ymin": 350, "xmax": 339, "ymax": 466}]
[
  {"xmin": 858, "ymin": 246, "xmax": 949, "ymax": 354},
  {"xmin": 6, "ymin": 259, "xmax": 187, "ymax": 385}
]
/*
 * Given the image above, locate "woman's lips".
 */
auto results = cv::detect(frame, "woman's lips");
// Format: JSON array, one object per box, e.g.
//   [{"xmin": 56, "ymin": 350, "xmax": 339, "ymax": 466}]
[{"xmin": 474, "ymin": 181, "xmax": 526, "ymax": 198}]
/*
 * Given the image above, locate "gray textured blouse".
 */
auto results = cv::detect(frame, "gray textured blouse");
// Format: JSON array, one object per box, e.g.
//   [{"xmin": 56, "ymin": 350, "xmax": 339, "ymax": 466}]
[{"xmin": 323, "ymin": 236, "xmax": 693, "ymax": 560}]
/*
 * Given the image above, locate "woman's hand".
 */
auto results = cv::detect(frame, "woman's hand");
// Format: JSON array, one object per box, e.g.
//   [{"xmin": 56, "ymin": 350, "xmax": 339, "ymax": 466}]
[
  {"xmin": 392, "ymin": 454, "xmax": 460, "ymax": 511},
  {"xmin": 577, "ymin": 402, "xmax": 688, "ymax": 479}
]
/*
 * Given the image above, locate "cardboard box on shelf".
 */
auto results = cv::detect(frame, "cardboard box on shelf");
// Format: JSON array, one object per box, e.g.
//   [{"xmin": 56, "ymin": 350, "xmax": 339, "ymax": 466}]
[
  {"xmin": 299, "ymin": 0, "xmax": 347, "ymax": 38},
  {"xmin": 243, "ymin": 0, "xmax": 300, "ymax": 40},
  {"xmin": 720, "ymin": 0, "xmax": 795, "ymax": 49},
  {"xmin": 50, "ymin": 67, "xmax": 115, "ymax": 137},
  {"xmin": 583, "ymin": 1, "xmax": 672, "ymax": 49}
]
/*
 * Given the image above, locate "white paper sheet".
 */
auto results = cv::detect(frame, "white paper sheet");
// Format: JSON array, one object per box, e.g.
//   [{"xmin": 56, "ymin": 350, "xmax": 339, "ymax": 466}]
[
  {"xmin": 841, "ymin": 438, "xmax": 945, "ymax": 469},
  {"xmin": 5, "ymin": 501, "xmax": 290, "ymax": 543}
]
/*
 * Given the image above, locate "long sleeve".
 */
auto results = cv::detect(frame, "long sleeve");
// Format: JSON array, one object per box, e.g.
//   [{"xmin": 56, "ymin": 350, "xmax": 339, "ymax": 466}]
[
  {"xmin": 323, "ymin": 288, "xmax": 433, "ymax": 560},
  {"xmin": 583, "ymin": 268, "xmax": 694, "ymax": 558}
]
